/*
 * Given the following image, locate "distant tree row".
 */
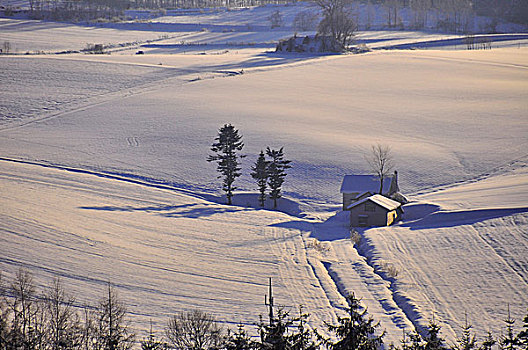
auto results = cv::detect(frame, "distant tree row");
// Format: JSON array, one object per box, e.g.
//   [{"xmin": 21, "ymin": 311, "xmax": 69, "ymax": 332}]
[
  {"xmin": 19, "ymin": 0, "xmax": 295, "ymax": 21},
  {"xmin": 1, "ymin": 269, "xmax": 527, "ymax": 350},
  {"xmin": 207, "ymin": 124, "xmax": 291, "ymax": 208},
  {"xmin": 12, "ymin": 0, "xmax": 526, "ymax": 26},
  {"xmin": 312, "ymin": 0, "xmax": 527, "ymax": 43}
]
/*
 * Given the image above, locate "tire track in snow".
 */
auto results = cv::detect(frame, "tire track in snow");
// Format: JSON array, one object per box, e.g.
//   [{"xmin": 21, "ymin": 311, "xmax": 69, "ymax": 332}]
[
  {"xmin": 361, "ymin": 216, "xmax": 528, "ymax": 343},
  {"xmin": 265, "ymin": 225, "xmax": 342, "ymax": 331},
  {"xmin": 473, "ymin": 215, "xmax": 528, "ymax": 285}
]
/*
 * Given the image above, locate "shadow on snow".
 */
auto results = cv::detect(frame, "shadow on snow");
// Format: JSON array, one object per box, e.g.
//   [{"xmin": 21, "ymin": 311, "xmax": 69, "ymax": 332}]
[
  {"xmin": 400, "ymin": 206, "xmax": 528, "ymax": 230},
  {"xmin": 79, "ymin": 202, "xmax": 251, "ymax": 218}
]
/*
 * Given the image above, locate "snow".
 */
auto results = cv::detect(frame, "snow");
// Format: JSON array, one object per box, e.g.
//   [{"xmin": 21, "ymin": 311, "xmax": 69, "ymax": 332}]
[
  {"xmin": 1, "ymin": 3, "xmax": 527, "ymax": 346},
  {"xmin": 0, "ymin": 159, "xmax": 344, "ymax": 337},
  {"xmin": 347, "ymin": 194, "xmax": 401, "ymax": 211},
  {"xmin": 3, "ymin": 48, "xmax": 526, "ymax": 202}
]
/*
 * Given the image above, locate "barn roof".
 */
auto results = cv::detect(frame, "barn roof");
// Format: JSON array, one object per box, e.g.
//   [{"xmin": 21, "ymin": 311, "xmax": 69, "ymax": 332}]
[
  {"xmin": 340, "ymin": 175, "xmax": 392, "ymax": 194},
  {"xmin": 347, "ymin": 194, "xmax": 401, "ymax": 211}
]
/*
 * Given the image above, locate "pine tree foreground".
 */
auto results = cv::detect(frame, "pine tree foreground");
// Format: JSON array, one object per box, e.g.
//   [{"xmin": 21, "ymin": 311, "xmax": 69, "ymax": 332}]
[
  {"xmin": 1, "ymin": 270, "xmax": 527, "ymax": 350},
  {"xmin": 318, "ymin": 293, "xmax": 384, "ymax": 350}
]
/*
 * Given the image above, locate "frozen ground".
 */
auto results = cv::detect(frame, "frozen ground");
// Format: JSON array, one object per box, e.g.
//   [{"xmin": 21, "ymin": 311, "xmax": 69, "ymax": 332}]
[
  {"xmin": 0, "ymin": 158, "xmax": 414, "ymax": 344},
  {"xmin": 1, "ymin": 3, "xmax": 527, "ymax": 346},
  {"xmin": 358, "ymin": 165, "xmax": 528, "ymax": 341},
  {"xmin": 1, "ymin": 48, "xmax": 527, "ymax": 203}
]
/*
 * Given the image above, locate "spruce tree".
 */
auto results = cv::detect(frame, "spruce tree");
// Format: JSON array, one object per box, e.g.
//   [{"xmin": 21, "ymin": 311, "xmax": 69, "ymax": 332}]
[
  {"xmin": 480, "ymin": 331, "xmax": 496, "ymax": 350},
  {"xmin": 319, "ymin": 293, "xmax": 384, "ymax": 350},
  {"xmin": 289, "ymin": 306, "xmax": 318, "ymax": 350},
  {"xmin": 424, "ymin": 318, "xmax": 447, "ymax": 350},
  {"xmin": 225, "ymin": 324, "xmax": 257, "ymax": 350},
  {"xmin": 266, "ymin": 147, "xmax": 291, "ymax": 209},
  {"xmin": 456, "ymin": 314, "xmax": 477, "ymax": 350},
  {"xmin": 501, "ymin": 306, "xmax": 520, "ymax": 350},
  {"xmin": 403, "ymin": 329, "xmax": 426, "ymax": 350},
  {"xmin": 251, "ymin": 150, "xmax": 269, "ymax": 207},
  {"xmin": 516, "ymin": 310, "xmax": 528, "ymax": 350},
  {"xmin": 258, "ymin": 308, "xmax": 293, "ymax": 350},
  {"xmin": 207, "ymin": 124, "xmax": 245, "ymax": 205},
  {"xmin": 141, "ymin": 321, "xmax": 165, "ymax": 350}
]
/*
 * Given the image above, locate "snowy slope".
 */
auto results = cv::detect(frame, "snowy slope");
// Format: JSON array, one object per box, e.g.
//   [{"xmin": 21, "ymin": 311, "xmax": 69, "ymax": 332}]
[
  {"xmin": 0, "ymin": 5, "xmax": 527, "ymax": 346},
  {"xmin": 356, "ymin": 167, "xmax": 528, "ymax": 342},
  {"xmin": 1, "ymin": 49, "xmax": 526, "ymax": 204},
  {"xmin": 0, "ymin": 158, "xmax": 412, "ymax": 344}
]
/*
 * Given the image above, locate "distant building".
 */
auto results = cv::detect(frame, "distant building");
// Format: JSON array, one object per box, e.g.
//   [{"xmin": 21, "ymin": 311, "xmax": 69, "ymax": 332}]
[
  {"xmin": 347, "ymin": 194, "xmax": 403, "ymax": 227},
  {"xmin": 340, "ymin": 172, "xmax": 399, "ymax": 210},
  {"xmin": 275, "ymin": 35, "xmax": 342, "ymax": 53}
]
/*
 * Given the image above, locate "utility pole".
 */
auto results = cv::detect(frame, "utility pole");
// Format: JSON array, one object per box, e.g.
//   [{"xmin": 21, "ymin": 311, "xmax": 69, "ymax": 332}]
[{"xmin": 265, "ymin": 277, "xmax": 274, "ymax": 325}]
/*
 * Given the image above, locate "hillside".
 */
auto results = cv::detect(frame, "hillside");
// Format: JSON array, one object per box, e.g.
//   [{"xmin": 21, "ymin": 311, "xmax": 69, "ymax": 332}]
[{"xmin": 1, "ymin": 3, "xmax": 527, "ymax": 346}]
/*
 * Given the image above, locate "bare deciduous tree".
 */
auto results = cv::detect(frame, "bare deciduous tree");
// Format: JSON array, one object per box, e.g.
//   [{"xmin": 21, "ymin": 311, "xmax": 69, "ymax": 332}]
[
  {"xmin": 314, "ymin": 0, "xmax": 357, "ymax": 51},
  {"xmin": 94, "ymin": 283, "xmax": 135, "ymax": 350},
  {"xmin": 0, "ymin": 272, "xmax": 10, "ymax": 347},
  {"xmin": 8, "ymin": 268, "xmax": 45, "ymax": 348},
  {"xmin": 365, "ymin": 144, "xmax": 395, "ymax": 194},
  {"xmin": 43, "ymin": 277, "xmax": 83, "ymax": 350},
  {"xmin": 293, "ymin": 10, "xmax": 319, "ymax": 31},
  {"xmin": 165, "ymin": 310, "xmax": 223, "ymax": 350}
]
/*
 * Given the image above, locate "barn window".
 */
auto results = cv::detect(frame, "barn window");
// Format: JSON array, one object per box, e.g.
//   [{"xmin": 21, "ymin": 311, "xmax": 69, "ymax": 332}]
[{"xmin": 358, "ymin": 215, "xmax": 368, "ymax": 227}]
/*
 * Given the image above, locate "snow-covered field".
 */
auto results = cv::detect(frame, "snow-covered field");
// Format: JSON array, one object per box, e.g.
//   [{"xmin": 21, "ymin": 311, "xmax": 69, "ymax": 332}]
[{"xmin": 1, "ymin": 3, "xmax": 527, "ymax": 346}]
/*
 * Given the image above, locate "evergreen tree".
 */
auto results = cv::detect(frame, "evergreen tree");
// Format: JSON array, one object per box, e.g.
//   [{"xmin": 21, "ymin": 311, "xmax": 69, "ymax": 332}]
[
  {"xmin": 401, "ymin": 329, "xmax": 426, "ymax": 350},
  {"xmin": 258, "ymin": 308, "xmax": 293, "ymax": 350},
  {"xmin": 456, "ymin": 314, "xmax": 477, "ymax": 350},
  {"xmin": 480, "ymin": 331, "xmax": 496, "ymax": 350},
  {"xmin": 225, "ymin": 324, "xmax": 257, "ymax": 350},
  {"xmin": 501, "ymin": 306, "xmax": 520, "ymax": 350},
  {"xmin": 289, "ymin": 306, "xmax": 318, "ymax": 350},
  {"xmin": 424, "ymin": 318, "xmax": 447, "ymax": 350},
  {"xmin": 319, "ymin": 293, "xmax": 384, "ymax": 350},
  {"xmin": 207, "ymin": 124, "xmax": 245, "ymax": 205},
  {"xmin": 257, "ymin": 278, "xmax": 317, "ymax": 350},
  {"xmin": 251, "ymin": 150, "xmax": 269, "ymax": 207},
  {"xmin": 266, "ymin": 147, "xmax": 291, "ymax": 209},
  {"xmin": 516, "ymin": 310, "xmax": 528, "ymax": 350},
  {"xmin": 141, "ymin": 321, "xmax": 165, "ymax": 350}
]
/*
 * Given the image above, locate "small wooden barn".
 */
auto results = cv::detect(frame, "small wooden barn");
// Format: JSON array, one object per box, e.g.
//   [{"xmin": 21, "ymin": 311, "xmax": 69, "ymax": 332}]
[
  {"xmin": 347, "ymin": 194, "xmax": 403, "ymax": 227},
  {"xmin": 339, "ymin": 172, "xmax": 399, "ymax": 210}
]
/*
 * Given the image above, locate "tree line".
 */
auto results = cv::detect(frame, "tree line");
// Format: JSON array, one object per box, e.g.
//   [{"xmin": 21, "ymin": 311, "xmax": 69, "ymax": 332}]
[
  {"xmin": 9, "ymin": 0, "xmax": 526, "ymax": 27},
  {"xmin": 1, "ymin": 270, "xmax": 527, "ymax": 350},
  {"xmin": 17, "ymin": 0, "xmax": 294, "ymax": 21},
  {"xmin": 207, "ymin": 124, "xmax": 291, "ymax": 209}
]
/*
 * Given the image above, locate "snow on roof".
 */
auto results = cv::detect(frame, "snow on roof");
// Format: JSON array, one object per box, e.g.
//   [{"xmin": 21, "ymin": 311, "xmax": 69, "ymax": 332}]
[
  {"xmin": 347, "ymin": 194, "xmax": 401, "ymax": 211},
  {"xmin": 340, "ymin": 175, "xmax": 392, "ymax": 194}
]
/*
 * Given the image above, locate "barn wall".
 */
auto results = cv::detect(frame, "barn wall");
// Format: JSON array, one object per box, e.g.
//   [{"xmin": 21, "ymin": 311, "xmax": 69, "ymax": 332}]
[
  {"xmin": 343, "ymin": 192, "xmax": 360, "ymax": 210},
  {"xmin": 349, "ymin": 202, "xmax": 390, "ymax": 227}
]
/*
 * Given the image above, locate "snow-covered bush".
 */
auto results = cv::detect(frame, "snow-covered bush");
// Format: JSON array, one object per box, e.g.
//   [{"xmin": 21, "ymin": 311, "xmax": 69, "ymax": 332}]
[{"xmin": 350, "ymin": 229, "xmax": 361, "ymax": 246}]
